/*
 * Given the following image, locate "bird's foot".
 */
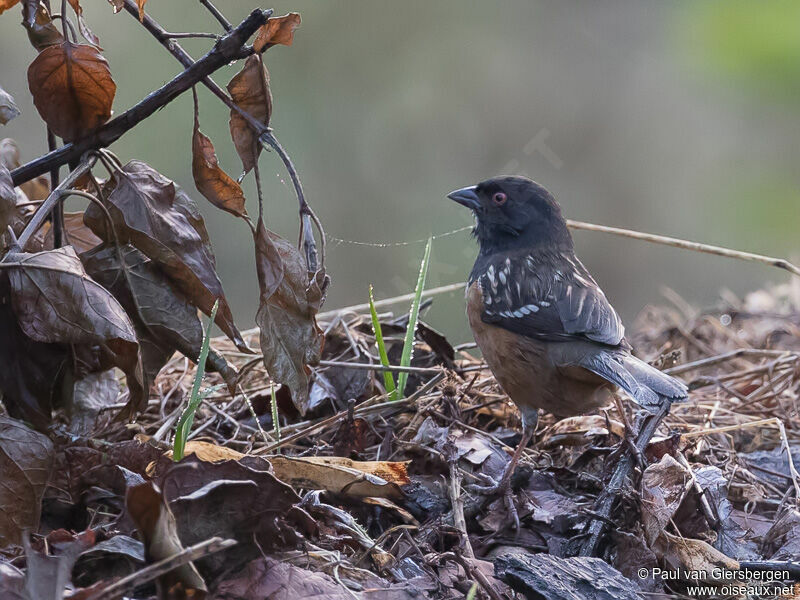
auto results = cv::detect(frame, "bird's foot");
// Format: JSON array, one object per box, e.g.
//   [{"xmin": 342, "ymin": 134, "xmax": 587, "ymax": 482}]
[{"xmin": 467, "ymin": 474, "xmax": 520, "ymax": 532}]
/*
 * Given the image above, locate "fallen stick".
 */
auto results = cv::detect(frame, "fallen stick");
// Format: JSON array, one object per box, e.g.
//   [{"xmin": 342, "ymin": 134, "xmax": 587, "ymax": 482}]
[
  {"xmin": 578, "ymin": 400, "xmax": 671, "ymax": 557},
  {"xmin": 87, "ymin": 537, "xmax": 236, "ymax": 600}
]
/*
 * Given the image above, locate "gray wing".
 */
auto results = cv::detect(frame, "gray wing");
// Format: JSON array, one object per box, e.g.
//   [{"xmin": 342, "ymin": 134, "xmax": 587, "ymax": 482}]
[{"xmin": 478, "ymin": 254, "xmax": 625, "ymax": 346}]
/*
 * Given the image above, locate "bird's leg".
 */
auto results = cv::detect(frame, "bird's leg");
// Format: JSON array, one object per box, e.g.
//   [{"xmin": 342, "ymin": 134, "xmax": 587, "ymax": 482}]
[
  {"xmin": 468, "ymin": 412, "xmax": 537, "ymax": 531},
  {"xmin": 611, "ymin": 393, "xmax": 646, "ymax": 470}
]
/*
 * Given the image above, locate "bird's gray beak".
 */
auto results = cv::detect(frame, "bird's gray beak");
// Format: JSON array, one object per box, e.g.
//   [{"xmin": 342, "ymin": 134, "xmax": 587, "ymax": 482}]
[{"xmin": 447, "ymin": 186, "xmax": 481, "ymax": 210}]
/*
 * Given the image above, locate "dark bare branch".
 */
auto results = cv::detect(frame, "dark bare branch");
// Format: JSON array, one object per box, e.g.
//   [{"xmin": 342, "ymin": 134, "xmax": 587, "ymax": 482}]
[{"xmin": 10, "ymin": 8, "xmax": 270, "ymax": 187}]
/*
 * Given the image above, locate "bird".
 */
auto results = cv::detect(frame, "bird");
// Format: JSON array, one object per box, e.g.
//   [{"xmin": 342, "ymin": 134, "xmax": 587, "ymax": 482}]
[{"xmin": 447, "ymin": 176, "xmax": 687, "ymax": 525}]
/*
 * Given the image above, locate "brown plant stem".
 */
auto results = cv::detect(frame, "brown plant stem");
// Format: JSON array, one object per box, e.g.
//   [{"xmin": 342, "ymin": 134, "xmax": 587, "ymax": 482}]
[{"xmin": 10, "ymin": 8, "xmax": 270, "ymax": 187}]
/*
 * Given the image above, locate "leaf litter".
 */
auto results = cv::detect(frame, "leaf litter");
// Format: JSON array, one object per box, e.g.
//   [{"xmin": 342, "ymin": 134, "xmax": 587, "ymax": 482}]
[{"xmin": 2, "ymin": 275, "xmax": 800, "ymax": 597}]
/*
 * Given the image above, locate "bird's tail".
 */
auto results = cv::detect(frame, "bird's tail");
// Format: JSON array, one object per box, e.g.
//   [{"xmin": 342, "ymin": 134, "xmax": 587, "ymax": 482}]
[{"xmin": 550, "ymin": 345, "xmax": 688, "ymax": 412}]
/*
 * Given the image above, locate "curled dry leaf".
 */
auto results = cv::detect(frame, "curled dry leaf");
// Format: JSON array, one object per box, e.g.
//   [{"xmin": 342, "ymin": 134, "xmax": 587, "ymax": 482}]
[
  {"xmin": 136, "ymin": 0, "xmax": 146, "ymax": 21},
  {"xmin": 0, "ymin": 138, "xmax": 50, "ymax": 202},
  {"xmin": 641, "ymin": 454, "xmax": 692, "ymax": 546},
  {"xmin": 253, "ymin": 12, "xmax": 301, "ymax": 52},
  {"xmin": 254, "ymin": 220, "xmax": 325, "ymax": 414},
  {"xmin": 0, "ymin": 86, "xmax": 20, "ymax": 125},
  {"xmin": 81, "ymin": 243, "xmax": 238, "ymax": 391},
  {"xmin": 106, "ymin": 0, "xmax": 124, "ymax": 13},
  {"xmin": 84, "ymin": 160, "xmax": 251, "ymax": 353},
  {"xmin": 27, "ymin": 41, "xmax": 115, "ymax": 142},
  {"xmin": 126, "ymin": 482, "xmax": 207, "ymax": 597},
  {"xmin": 3, "ymin": 245, "xmax": 146, "ymax": 418},
  {"xmin": 269, "ymin": 455, "xmax": 409, "ymax": 500},
  {"xmin": 0, "ymin": 416, "xmax": 54, "ymax": 546},
  {"xmin": 227, "ymin": 54, "xmax": 271, "ymax": 175},
  {"xmin": 44, "ymin": 212, "xmax": 103, "ymax": 254},
  {"xmin": 0, "ymin": 305, "xmax": 69, "ymax": 429},
  {"xmin": 22, "ymin": 1, "xmax": 65, "ymax": 52},
  {"xmin": 66, "ymin": 0, "xmax": 100, "ymax": 46},
  {"xmin": 192, "ymin": 103, "xmax": 247, "ymax": 217},
  {"xmin": 654, "ymin": 531, "xmax": 739, "ymax": 584},
  {"xmin": 0, "ymin": 165, "xmax": 15, "ymax": 236},
  {"xmin": 0, "ymin": 0, "xmax": 19, "ymax": 13}
]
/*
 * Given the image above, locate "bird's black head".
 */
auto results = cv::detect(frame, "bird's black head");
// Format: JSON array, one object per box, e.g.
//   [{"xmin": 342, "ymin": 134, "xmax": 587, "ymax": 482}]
[{"xmin": 448, "ymin": 176, "xmax": 573, "ymax": 255}]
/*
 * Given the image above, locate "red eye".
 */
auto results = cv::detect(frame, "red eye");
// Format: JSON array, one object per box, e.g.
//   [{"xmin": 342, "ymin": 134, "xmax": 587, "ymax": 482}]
[{"xmin": 492, "ymin": 192, "xmax": 507, "ymax": 206}]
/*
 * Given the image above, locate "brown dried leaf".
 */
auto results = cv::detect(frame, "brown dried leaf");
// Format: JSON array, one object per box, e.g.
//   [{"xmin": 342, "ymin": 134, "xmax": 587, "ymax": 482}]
[
  {"xmin": 641, "ymin": 454, "xmax": 691, "ymax": 546},
  {"xmin": 22, "ymin": 2, "xmax": 65, "ymax": 52},
  {"xmin": 192, "ymin": 104, "xmax": 247, "ymax": 217},
  {"xmin": 0, "ymin": 165, "xmax": 15, "ymax": 236},
  {"xmin": 653, "ymin": 531, "xmax": 739, "ymax": 583},
  {"xmin": 252, "ymin": 12, "xmax": 301, "ymax": 52},
  {"xmin": 0, "ymin": 305, "xmax": 68, "ymax": 429},
  {"xmin": 0, "ymin": 416, "xmax": 54, "ymax": 546},
  {"xmin": 4, "ymin": 246, "xmax": 146, "ymax": 418},
  {"xmin": 254, "ymin": 220, "xmax": 325, "ymax": 414},
  {"xmin": 226, "ymin": 54, "xmax": 271, "ymax": 174},
  {"xmin": 23, "ymin": 529, "xmax": 96, "ymax": 600},
  {"xmin": 0, "ymin": 86, "xmax": 20, "ymax": 125},
  {"xmin": 269, "ymin": 455, "xmax": 409, "ymax": 500},
  {"xmin": 0, "ymin": 0, "xmax": 20, "ymax": 14},
  {"xmin": 126, "ymin": 482, "xmax": 207, "ymax": 597},
  {"xmin": 0, "ymin": 138, "xmax": 50, "ymax": 202},
  {"xmin": 66, "ymin": 0, "xmax": 100, "ymax": 47},
  {"xmin": 43, "ymin": 211, "xmax": 102, "ymax": 254},
  {"xmin": 27, "ymin": 41, "xmax": 115, "ymax": 142},
  {"xmin": 136, "ymin": 0, "xmax": 145, "ymax": 21},
  {"xmin": 81, "ymin": 243, "xmax": 238, "ymax": 391},
  {"xmin": 83, "ymin": 160, "xmax": 250, "ymax": 352},
  {"xmin": 106, "ymin": 0, "xmax": 124, "ymax": 12}
]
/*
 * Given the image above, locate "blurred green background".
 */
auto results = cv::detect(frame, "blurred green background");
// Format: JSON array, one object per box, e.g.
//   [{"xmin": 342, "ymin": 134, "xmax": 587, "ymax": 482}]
[{"xmin": 2, "ymin": 0, "xmax": 799, "ymax": 345}]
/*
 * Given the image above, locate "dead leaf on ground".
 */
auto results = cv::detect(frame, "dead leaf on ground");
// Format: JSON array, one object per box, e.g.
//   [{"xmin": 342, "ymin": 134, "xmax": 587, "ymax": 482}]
[
  {"xmin": 192, "ymin": 99, "xmax": 247, "ymax": 217},
  {"xmin": 27, "ymin": 41, "xmax": 115, "ymax": 142},
  {"xmin": 255, "ymin": 220, "xmax": 325, "ymax": 414},
  {"xmin": 269, "ymin": 455, "xmax": 409, "ymax": 500},
  {"xmin": 252, "ymin": 12, "xmax": 301, "ymax": 52},
  {"xmin": 81, "ymin": 243, "xmax": 238, "ymax": 390},
  {"xmin": 541, "ymin": 415, "xmax": 625, "ymax": 446},
  {"xmin": 23, "ymin": 529, "xmax": 96, "ymax": 600},
  {"xmin": 640, "ymin": 454, "xmax": 691, "ymax": 546},
  {"xmin": 0, "ymin": 86, "xmax": 20, "ymax": 125},
  {"xmin": 126, "ymin": 481, "xmax": 207, "ymax": 598},
  {"xmin": 653, "ymin": 531, "xmax": 739, "ymax": 584},
  {"xmin": 227, "ymin": 54, "xmax": 271, "ymax": 175},
  {"xmin": 0, "ymin": 417, "xmax": 54, "ymax": 546},
  {"xmin": 3, "ymin": 245, "xmax": 146, "ymax": 419},
  {"xmin": 84, "ymin": 160, "xmax": 250, "ymax": 353},
  {"xmin": 21, "ymin": 2, "xmax": 65, "ymax": 52}
]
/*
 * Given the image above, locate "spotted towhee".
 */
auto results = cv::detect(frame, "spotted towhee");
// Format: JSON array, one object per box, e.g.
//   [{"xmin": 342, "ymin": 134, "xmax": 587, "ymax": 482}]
[{"xmin": 448, "ymin": 176, "xmax": 687, "ymax": 519}]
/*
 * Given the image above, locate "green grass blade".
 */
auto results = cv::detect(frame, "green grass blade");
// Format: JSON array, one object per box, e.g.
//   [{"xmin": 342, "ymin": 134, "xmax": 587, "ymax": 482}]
[
  {"xmin": 369, "ymin": 284, "xmax": 396, "ymax": 399},
  {"xmin": 270, "ymin": 381, "xmax": 281, "ymax": 441},
  {"xmin": 173, "ymin": 299, "xmax": 219, "ymax": 461},
  {"xmin": 466, "ymin": 583, "xmax": 478, "ymax": 600},
  {"xmin": 396, "ymin": 238, "xmax": 431, "ymax": 399}
]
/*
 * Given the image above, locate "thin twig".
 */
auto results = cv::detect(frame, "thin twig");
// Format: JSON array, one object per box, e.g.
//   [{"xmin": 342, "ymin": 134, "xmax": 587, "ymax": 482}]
[
  {"xmin": 10, "ymin": 9, "xmax": 270, "ymax": 186},
  {"xmin": 5, "ymin": 157, "xmax": 95, "ymax": 254},
  {"xmin": 87, "ymin": 537, "xmax": 236, "ymax": 600},
  {"xmin": 567, "ymin": 219, "xmax": 800, "ymax": 279}
]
